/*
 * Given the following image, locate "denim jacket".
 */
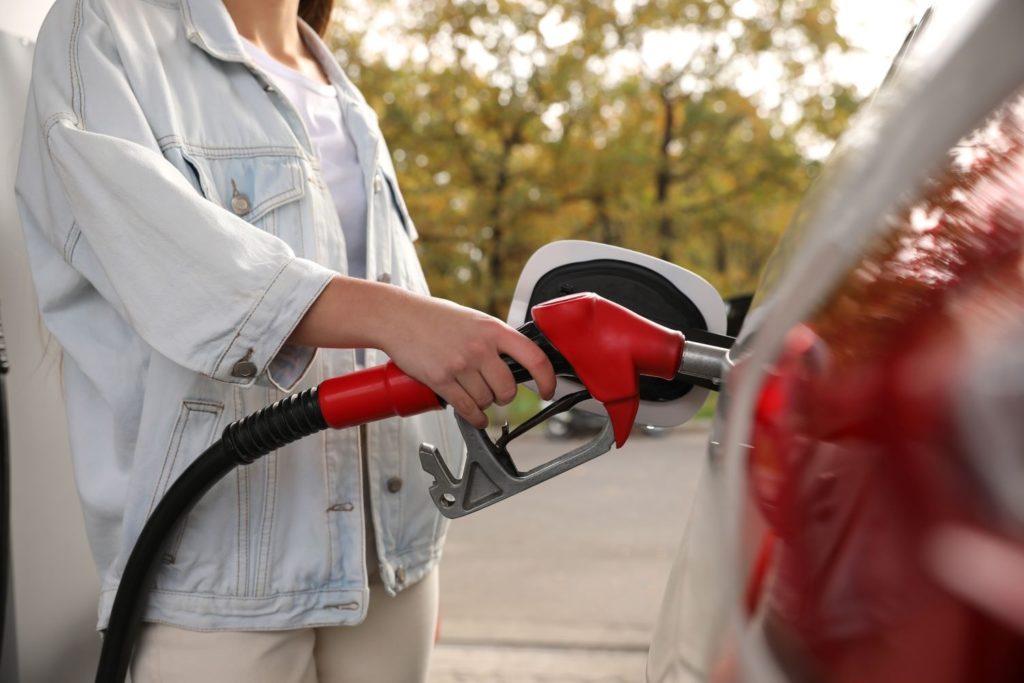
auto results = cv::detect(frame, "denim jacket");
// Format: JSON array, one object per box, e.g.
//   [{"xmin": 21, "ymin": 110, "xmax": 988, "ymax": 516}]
[{"xmin": 15, "ymin": 0, "xmax": 464, "ymax": 631}]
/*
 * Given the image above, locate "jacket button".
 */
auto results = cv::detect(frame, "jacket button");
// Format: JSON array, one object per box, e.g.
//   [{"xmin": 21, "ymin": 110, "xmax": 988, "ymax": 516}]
[
  {"xmin": 231, "ymin": 193, "xmax": 251, "ymax": 215},
  {"xmin": 386, "ymin": 477, "xmax": 403, "ymax": 493},
  {"xmin": 373, "ymin": 174, "xmax": 383, "ymax": 194},
  {"xmin": 230, "ymin": 179, "xmax": 251, "ymax": 215},
  {"xmin": 328, "ymin": 502, "xmax": 354, "ymax": 512},
  {"xmin": 377, "ymin": 272, "xmax": 391, "ymax": 284},
  {"xmin": 395, "ymin": 566, "xmax": 406, "ymax": 585},
  {"xmin": 231, "ymin": 348, "xmax": 258, "ymax": 378},
  {"xmin": 231, "ymin": 360, "xmax": 257, "ymax": 378}
]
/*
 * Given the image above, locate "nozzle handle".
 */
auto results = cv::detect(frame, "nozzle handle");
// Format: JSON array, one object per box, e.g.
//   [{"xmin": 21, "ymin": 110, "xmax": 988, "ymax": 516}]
[
  {"xmin": 531, "ymin": 293, "xmax": 684, "ymax": 447},
  {"xmin": 318, "ymin": 362, "xmax": 441, "ymax": 429}
]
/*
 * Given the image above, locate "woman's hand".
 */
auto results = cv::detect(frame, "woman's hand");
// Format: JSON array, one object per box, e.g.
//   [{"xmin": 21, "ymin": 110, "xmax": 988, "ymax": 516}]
[
  {"xmin": 288, "ymin": 276, "xmax": 556, "ymax": 427},
  {"xmin": 377, "ymin": 294, "xmax": 556, "ymax": 427}
]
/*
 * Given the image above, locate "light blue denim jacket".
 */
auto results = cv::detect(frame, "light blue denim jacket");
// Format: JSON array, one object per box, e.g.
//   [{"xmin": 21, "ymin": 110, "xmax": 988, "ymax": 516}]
[{"xmin": 15, "ymin": 0, "xmax": 464, "ymax": 631}]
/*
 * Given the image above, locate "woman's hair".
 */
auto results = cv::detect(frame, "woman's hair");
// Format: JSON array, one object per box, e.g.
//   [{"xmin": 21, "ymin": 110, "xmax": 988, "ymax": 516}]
[{"xmin": 300, "ymin": 0, "xmax": 334, "ymax": 36}]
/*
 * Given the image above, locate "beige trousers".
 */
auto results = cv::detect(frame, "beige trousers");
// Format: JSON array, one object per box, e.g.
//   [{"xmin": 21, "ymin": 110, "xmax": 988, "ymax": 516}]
[{"xmin": 130, "ymin": 569, "xmax": 439, "ymax": 683}]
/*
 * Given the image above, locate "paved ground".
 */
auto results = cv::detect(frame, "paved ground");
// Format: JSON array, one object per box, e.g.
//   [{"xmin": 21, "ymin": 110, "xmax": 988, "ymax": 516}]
[
  {"xmin": 427, "ymin": 425, "xmax": 711, "ymax": 682},
  {"xmin": 430, "ymin": 644, "xmax": 648, "ymax": 682}
]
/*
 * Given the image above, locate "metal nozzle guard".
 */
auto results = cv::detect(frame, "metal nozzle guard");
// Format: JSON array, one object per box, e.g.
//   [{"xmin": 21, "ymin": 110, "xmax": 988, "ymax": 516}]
[{"xmin": 419, "ymin": 414, "xmax": 616, "ymax": 519}]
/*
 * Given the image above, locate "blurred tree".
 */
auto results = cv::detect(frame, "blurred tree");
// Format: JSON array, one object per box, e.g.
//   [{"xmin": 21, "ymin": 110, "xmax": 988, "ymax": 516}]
[{"xmin": 329, "ymin": 0, "xmax": 860, "ymax": 315}]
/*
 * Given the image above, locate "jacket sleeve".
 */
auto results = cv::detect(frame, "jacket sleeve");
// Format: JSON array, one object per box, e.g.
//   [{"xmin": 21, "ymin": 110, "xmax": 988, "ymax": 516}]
[{"xmin": 16, "ymin": 0, "xmax": 336, "ymax": 388}]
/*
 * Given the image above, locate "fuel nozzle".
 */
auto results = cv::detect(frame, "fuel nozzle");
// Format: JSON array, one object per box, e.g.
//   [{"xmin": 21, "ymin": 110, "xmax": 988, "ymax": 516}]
[
  {"xmin": 419, "ymin": 292, "xmax": 733, "ymax": 518},
  {"xmin": 677, "ymin": 339, "xmax": 730, "ymax": 388},
  {"xmin": 530, "ymin": 292, "xmax": 685, "ymax": 447}
]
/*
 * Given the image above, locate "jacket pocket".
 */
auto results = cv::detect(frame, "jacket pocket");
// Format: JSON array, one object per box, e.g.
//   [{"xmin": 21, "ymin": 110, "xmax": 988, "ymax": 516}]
[
  {"xmin": 150, "ymin": 399, "xmax": 224, "ymax": 564},
  {"xmin": 378, "ymin": 167, "xmax": 430, "ymax": 295},
  {"xmin": 178, "ymin": 147, "xmax": 307, "ymax": 244},
  {"xmin": 379, "ymin": 160, "xmax": 418, "ymax": 241}
]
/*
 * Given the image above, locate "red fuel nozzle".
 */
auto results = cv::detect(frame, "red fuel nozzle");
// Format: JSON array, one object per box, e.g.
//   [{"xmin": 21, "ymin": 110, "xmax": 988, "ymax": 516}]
[
  {"xmin": 315, "ymin": 293, "xmax": 685, "ymax": 446},
  {"xmin": 531, "ymin": 293, "xmax": 684, "ymax": 447},
  {"xmin": 318, "ymin": 361, "xmax": 441, "ymax": 429}
]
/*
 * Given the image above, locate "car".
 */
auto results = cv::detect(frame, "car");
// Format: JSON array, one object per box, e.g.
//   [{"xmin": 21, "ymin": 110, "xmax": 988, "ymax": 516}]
[
  {"xmin": 646, "ymin": 1, "xmax": 1024, "ymax": 681},
  {"xmin": 544, "ymin": 406, "xmax": 673, "ymax": 440}
]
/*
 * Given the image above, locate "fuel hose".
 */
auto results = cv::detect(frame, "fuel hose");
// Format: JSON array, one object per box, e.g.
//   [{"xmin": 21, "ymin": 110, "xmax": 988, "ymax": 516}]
[
  {"xmin": 94, "ymin": 342, "xmax": 567, "ymax": 683},
  {"xmin": 95, "ymin": 388, "xmax": 329, "ymax": 683}
]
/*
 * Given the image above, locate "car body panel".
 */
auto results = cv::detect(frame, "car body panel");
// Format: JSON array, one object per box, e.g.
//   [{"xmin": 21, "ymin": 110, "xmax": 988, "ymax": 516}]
[{"xmin": 648, "ymin": 0, "xmax": 1024, "ymax": 680}]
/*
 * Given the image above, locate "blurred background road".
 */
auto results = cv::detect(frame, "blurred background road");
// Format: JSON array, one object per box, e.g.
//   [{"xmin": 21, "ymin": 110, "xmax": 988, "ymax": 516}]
[{"xmin": 429, "ymin": 424, "xmax": 711, "ymax": 683}]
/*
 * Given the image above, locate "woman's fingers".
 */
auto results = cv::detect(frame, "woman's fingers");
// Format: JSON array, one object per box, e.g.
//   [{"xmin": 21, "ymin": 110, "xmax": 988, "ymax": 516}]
[
  {"xmin": 498, "ymin": 331, "xmax": 557, "ymax": 399},
  {"xmin": 457, "ymin": 370, "xmax": 495, "ymax": 410},
  {"xmin": 481, "ymin": 356, "xmax": 518, "ymax": 407},
  {"xmin": 436, "ymin": 380, "xmax": 488, "ymax": 428},
  {"xmin": 373, "ymin": 291, "xmax": 558, "ymax": 425}
]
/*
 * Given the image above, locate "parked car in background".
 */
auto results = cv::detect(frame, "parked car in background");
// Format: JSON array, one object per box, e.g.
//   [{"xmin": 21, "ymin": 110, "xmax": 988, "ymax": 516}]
[
  {"xmin": 647, "ymin": 1, "xmax": 1024, "ymax": 681},
  {"xmin": 544, "ymin": 406, "xmax": 673, "ymax": 440}
]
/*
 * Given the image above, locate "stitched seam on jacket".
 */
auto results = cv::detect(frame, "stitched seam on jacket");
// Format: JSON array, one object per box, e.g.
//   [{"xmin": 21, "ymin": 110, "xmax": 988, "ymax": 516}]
[
  {"xmin": 147, "ymin": 400, "xmax": 223, "ymax": 517},
  {"xmin": 396, "ymin": 423, "xmax": 406, "ymax": 543},
  {"xmin": 265, "ymin": 274, "xmax": 330, "ymax": 392},
  {"xmin": 42, "ymin": 118, "xmax": 85, "ymax": 264},
  {"xmin": 210, "ymin": 258, "xmax": 292, "ymax": 380},
  {"xmin": 244, "ymin": 186, "xmax": 300, "ymax": 222},
  {"xmin": 42, "ymin": 112, "xmax": 73, "ymax": 142},
  {"xmin": 234, "ymin": 468, "xmax": 243, "ymax": 595},
  {"xmin": 63, "ymin": 222, "xmax": 82, "ymax": 264},
  {"xmin": 163, "ymin": 148, "xmax": 304, "ymax": 219},
  {"xmin": 158, "ymin": 136, "xmax": 303, "ymax": 159},
  {"xmin": 320, "ymin": 401, "xmax": 335, "ymax": 578},
  {"xmin": 179, "ymin": 0, "xmax": 197, "ymax": 42},
  {"xmin": 241, "ymin": 164, "xmax": 304, "ymax": 223},
  {"xmin": 69, "ymin": 0, "xmax": 84, "ymax": 123},
  {"xmin": 148, "ymin": 402, "xmax": 192, "ymax": 517},
  {"xmin": 258, "ymin": 449, "xmax": 279, "ymax": 597},
  {"xmin": 108, "ymin": 585, "xmax": 364, "ymax": 600},
  {"xmin": 254, "ymin": 391, "xmax": 277, "ymax": 598},
  {"xmin": 390, "ymin": 543, "xmax": 443, "ymax": 563},
  {"xmin": 233, "ymin": 380, "xmax": 247, "ymax": 596}
]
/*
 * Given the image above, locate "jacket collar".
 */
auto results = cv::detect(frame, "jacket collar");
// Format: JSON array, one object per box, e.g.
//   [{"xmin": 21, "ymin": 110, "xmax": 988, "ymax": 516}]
[
  {"xmin": 178, "ymin": 1, "xmax": 352, "ymax": 88},
  {"xmin": 180, "ymin": 0, "xmax": 248, "ymax": 63},
  {"xmin": 178, "ymin": 1, "xmax": 382, "ymax": 165}
]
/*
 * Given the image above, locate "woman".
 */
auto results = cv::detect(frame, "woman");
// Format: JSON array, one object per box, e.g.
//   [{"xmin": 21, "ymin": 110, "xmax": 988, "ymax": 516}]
[{"xmin": 15, "ymin": 0, "xmax": 555, "ymax": 680}]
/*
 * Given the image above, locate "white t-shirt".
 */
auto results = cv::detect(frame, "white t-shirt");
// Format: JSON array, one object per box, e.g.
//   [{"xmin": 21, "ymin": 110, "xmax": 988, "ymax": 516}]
[{"xmin": 242, "ymin": 37, "xmax": 368, "ymax": 281}]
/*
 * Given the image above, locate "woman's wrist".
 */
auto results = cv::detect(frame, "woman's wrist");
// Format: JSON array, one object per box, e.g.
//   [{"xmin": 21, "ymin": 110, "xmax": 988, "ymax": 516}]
[{"xmin": 287, "ymin": 275, "xmax": 417, "ymax": 351}]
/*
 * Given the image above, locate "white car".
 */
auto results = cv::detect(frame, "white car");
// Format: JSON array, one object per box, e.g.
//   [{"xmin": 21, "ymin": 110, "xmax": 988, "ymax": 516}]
[{"xmin": 647, "ymin": 1, "xmax": 1024, "ymax": 681}]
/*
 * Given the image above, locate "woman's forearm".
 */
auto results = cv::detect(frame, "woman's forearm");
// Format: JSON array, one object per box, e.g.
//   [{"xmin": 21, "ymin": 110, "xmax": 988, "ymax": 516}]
[
  {"xmin": 287, "ymin": 275, "xmax": 556, "ymax": 427},
  {"xmin": 287, "ymin": 275, "xmax": 414, "ymax": 350}
]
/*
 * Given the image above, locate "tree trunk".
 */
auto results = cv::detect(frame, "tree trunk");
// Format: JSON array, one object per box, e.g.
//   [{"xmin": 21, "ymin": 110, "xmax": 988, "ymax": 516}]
[
  {"xmin": 595, "ymin": 192, "xmax": 618, "ymax": 245},
  {"xmin": 714, "ymin": 227, "xmax": 727, "ymax": 276},
  {"xmin": 656, "ymin": 85, "xmax": 675, "ymax": 262},
  {"xmin": 485, "ymin": 146, "xmax": 513, "ymax": 317}
]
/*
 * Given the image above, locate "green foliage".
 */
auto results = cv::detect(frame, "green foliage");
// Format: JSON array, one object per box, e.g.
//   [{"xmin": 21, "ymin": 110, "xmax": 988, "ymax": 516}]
[
  {"xmin": 486, "ymin": 385, "xmax": 543, "ymax": 428},
  {"xmin": 330, "ymin": 0, "xmax": 860, "ymax": 315}
]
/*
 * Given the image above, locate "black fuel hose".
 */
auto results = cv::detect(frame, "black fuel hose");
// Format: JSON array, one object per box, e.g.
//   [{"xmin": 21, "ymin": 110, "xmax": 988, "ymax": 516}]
[
  {"xmin": 95, "ymin": 325, "xmax": 566, "ymax": 683},
  {"xmin": 95, "ymin": 389, "xmax": 327, "ymax": 683},
  {"xmin": 93, "ymin": 322, "xmax": 617, "ymax": 682}
]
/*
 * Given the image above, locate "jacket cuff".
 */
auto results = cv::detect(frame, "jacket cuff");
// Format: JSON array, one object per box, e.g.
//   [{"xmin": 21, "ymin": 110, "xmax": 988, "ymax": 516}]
[
  {"xmin": 210, "ymin": 257, "xmax": 335, "ymax": 388},
  {"xmin": 266, "ymin": 343, "xmax": 318, "ymax": 393}
]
